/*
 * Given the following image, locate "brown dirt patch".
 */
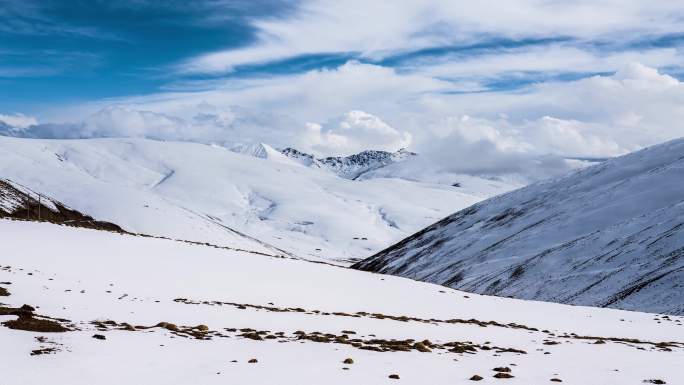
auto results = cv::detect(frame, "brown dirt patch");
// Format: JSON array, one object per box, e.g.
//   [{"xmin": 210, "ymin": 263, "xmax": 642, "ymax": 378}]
[{"xmin": 0, "ymin": 304, "xmax": 70, "ymax": 333}]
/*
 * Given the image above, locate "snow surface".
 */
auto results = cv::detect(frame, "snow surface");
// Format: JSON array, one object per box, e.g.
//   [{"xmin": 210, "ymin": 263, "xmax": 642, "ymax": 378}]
[
  {"xmin": 1, "ymin": 220, "xmax": 683, "ymax": 385},
  {"xmin": 354, "ymin": 138, "xmax": 684, "ymax": 315},
  {"xmin": 0, "ymin": 136, "xmax": 516, "ymax": 263}
]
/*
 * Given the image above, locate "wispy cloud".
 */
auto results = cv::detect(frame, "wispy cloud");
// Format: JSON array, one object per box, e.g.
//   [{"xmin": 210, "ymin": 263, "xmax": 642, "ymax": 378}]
[{"xmin": 177, "ymin": 0, "xmax": 684, "ymax": 75}]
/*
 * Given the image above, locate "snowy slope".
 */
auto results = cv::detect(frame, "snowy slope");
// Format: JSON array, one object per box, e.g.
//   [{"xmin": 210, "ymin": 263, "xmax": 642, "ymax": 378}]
[
  {"xmin": 1, "ymin": 220, "xmax": 683, "ymax": 385},
  {"xmin": 230, "ymin": 142, "xmax": 293, "ymax": 161},
  {"xmin": 354, "ymin": 138, "xmax": 684, "ymax": 315},
  {"xmin": 0, "ymin": 136, "xmax": 516, "ymax": 263}
]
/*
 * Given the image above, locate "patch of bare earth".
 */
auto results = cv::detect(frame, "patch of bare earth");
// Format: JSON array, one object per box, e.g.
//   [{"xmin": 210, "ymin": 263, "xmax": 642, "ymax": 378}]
[{"xmin": 0, "ymin": 304, "xmax": 71, "ymax": 333}]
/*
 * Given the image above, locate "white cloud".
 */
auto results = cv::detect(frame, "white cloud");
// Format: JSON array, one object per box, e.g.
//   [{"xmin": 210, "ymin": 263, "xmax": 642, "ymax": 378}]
[
  {"xmin": 179, "ymin": 0, "xmax": 684, "ymax": 74},
  {"xmin": 302, "ymin": 110, "xmax": 412, "ymax": 156},
  {"xmin": 399, "ymin": 63, "xmax": 684, "ymax": 178},
  {"xmin": 81, "ymin": 107, "xmax": 186, "ymax": 138},
  {"xmin": 416, "ymin": 118, "xmax": 574, "ymax": 179},
  {"xmin": 3, "ymin": 106, "xmax": 297, "ymax": 147},
  {"xmin": 415, "ymin": 46, "xmax": 684, "ymax": 81},
  {"xmin": 60, "ymin": 61, "xmax": 447, "ymax": 125},
  {"xmin": 403, "ymin": 62, "xmax": 684, "ymax": 153},
  {"xmin": 13, "ymin": 106, "xmax": 410, "ymax": 157}
]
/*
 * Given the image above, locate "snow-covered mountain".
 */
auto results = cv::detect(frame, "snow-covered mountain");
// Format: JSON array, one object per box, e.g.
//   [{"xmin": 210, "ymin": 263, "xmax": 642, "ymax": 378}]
[
  {"xmin": 0, "ymin": 121, "xmax": 15, "ymax": 136},
  {"xmin": 354, "ymin": 138, "xmax": 684, "ymax": 315},
  {"xmin": 0, "ymin": 136, "xmax": 517, "ymax": 263},
  {"xmin": 2, "ymin": 219, "xmax": 682, "ymax": 384},
  {"xmin": 280, "ymin": 147, "xmax": 416, "ymax": 180}
]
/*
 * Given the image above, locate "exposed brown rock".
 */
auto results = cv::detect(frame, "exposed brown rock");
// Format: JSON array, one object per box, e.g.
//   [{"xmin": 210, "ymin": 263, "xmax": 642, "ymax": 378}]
[
  {"xmin": 156, "ymin": 322, "xmax": 179, "ymax": 332},
  {"xmin": 493, "ymin": 373, "xmax": 514, "ymax": 379}
]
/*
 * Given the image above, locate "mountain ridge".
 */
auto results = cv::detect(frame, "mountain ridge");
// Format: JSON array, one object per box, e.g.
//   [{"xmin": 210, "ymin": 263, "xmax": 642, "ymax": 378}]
[{"xmin": 280, "ymin": 147, "xmax": 416, "ymax": 180}]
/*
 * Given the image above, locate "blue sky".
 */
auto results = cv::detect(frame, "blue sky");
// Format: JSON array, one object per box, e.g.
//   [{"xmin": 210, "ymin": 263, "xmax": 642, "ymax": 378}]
[
  {"xmin": 0, "ymin": 0, "xmax": 295, "ymax": 110},
  {"xmin": 2, "ymin": 0, "xmax": 684, "ymax": 166}
]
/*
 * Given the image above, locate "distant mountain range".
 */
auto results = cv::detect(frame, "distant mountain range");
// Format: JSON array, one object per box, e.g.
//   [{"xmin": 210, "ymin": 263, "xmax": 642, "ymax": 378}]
[
  {"xmin": 280, "ymin": 147, "xmax": 416, "ymax": 179},
  {"xmin": 229, "ymin": 142, "xmax": 416, "ymax": 180},
  {"xmin": 354, "ymin": 138, "xmax": 684, "ymax": 315}
]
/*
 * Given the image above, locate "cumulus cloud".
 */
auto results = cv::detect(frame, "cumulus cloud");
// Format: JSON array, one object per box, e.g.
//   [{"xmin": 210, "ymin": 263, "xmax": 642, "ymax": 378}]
[
  {"xmin": 302, "ymin": 110, "xmax": 412, "ymax": 156},
  {"xmin": 175, "ymin": 61, "xmax": 446, "ymax": 123},
  {"xmin": 407, "ymin": 62, "xmax": 684, "ymax": 154},
  {"xmin": 52, "ymin": 61, "xmax": 447, "ymax": 130},
  {"xmin": 413, "ymin": 115, "xmax": 613, "ymax": 180},
  {"xmin": 1, "ymin": 108, "xmax": 189, "ymax": 140},
  {"xmin": 82, "ymin": 107, "xmax": 186, "ymax": 138},
  {"xmin": 501, "ymin": 63, "xmax": 684, "ymax": 152},
  {"xmin": 392, "ymin": 62, "xmax": 684, "ymax": 178}
]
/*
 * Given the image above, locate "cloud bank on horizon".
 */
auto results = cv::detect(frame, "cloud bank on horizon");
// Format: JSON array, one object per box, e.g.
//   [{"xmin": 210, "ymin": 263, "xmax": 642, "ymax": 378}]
[{"xmin": 2, "ymin": 0, "xmax": 684, "ymax": 178}]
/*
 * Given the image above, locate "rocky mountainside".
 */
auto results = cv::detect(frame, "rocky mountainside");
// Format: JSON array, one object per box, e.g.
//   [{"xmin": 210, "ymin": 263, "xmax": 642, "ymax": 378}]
[
  {"xmin": 0, "ymin": 178, "xmax": 124, "ymax": 232},
  {"xmin": 281, "ymin": 147, "xmax": 415, "ymax": 179},
  {"xmin": 354, "ymin": 138, "xmax": 684, "ymax": 315}
]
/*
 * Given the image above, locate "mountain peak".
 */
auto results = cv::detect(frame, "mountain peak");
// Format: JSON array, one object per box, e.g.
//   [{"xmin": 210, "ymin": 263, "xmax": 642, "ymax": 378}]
[{"xmin": 281, "ymin": 147, "xmax": 416, "ymax": 179}]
